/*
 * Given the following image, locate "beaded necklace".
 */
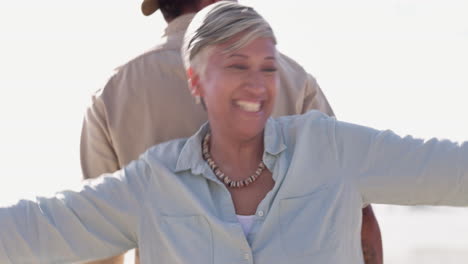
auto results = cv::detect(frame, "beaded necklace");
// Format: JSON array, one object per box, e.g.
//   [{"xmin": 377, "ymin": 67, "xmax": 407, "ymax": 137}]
[{"xmin": 202, "ymin": 132, "xmax": 266, "ymax": 188}]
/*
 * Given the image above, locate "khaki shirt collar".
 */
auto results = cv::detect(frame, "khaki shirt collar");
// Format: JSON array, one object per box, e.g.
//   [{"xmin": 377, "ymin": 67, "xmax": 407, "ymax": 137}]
[{"xmin": 163, "ymin": 13, "xmax": 196, "ymax": 37}]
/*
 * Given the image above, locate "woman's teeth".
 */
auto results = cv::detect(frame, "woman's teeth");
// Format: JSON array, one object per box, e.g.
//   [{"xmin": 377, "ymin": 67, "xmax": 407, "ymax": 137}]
[{"xmin": 236, "ymin": 101, "xmax": 261, "ymax": 112}]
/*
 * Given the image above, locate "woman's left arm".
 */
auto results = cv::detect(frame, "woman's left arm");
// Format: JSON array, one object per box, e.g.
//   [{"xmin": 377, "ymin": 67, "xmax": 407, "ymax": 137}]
[{"xmin": 333, "ymin": 120, "xmax": 468, "ymax": 206}]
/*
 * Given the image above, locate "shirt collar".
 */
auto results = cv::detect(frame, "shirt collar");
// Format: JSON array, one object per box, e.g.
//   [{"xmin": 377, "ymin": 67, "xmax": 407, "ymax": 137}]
[
  {"xmin": 175, "ymin": 118, "xmax": 286, "ymax": 174},
  {"xmin": 175, "ymin": 122, "xmax": 209, "ymax": 175},
  {"xmin": 163, "ymin": 13, "xmax": 196, "ymax": 37},
  {"xmin": 264, "ymin": 117, "xmax": 287, "ymax": 156}
]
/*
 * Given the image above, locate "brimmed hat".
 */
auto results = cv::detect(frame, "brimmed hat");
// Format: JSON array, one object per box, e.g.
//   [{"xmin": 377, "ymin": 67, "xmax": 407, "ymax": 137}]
[{"xmin": 141, "ymin": 0, "xmax": 160, "ymax": 16}]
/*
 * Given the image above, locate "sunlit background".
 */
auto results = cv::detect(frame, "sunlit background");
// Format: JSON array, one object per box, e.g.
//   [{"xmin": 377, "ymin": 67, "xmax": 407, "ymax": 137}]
[{"xmin": 0, "ymin": 0, "xmax": 467, "ymax": 263}]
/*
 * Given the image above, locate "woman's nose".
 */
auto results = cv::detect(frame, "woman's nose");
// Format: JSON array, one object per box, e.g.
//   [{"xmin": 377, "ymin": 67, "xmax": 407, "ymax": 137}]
[{"xmin": 244, "ymin": 71, "xmax": 267, "ymax": 94}]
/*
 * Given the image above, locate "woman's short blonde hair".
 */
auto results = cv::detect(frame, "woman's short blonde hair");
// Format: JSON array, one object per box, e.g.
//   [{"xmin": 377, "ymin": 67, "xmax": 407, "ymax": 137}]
[{"xmin": 182, "ymin": 1, "xmax": 277, "ymax": 76}]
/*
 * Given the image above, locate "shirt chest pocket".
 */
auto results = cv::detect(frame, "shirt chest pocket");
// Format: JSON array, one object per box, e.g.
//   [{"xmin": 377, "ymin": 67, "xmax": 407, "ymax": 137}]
[
  {"xmin": 160, "ymin": 215, "xmax": 213, "ymax": 264},
  {"xmin": 279, "ymin": 187, "xmax": 339, "ymax": 257}
]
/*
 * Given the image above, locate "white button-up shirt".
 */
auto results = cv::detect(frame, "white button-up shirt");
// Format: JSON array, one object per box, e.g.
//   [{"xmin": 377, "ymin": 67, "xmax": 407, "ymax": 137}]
[{"xmin": 1, "ymin": 111, "xmax": 467, "ymax": 263}]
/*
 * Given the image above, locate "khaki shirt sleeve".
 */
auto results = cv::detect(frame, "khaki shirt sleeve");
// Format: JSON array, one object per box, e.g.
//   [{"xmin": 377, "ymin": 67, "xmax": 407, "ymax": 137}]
[
  {"xmin": 80, "ymin": 92, "xmax": 119, "ymax": 180},
  {"xmin": 302, "ymin": 74, "xmax": 335, "ymax": 117}
]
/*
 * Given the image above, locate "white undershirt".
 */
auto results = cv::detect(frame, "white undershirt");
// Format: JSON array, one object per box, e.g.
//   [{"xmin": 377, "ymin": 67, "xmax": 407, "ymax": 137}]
[{"xmin": 236, "ymin": 214, "xmax": 255, "ymax": 236}]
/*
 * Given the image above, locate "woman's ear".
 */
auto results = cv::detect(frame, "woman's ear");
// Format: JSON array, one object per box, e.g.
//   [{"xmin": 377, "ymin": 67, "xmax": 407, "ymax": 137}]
[{"xmin": 187, "ymin": 67, "xmax": 202, "ymax": 98}]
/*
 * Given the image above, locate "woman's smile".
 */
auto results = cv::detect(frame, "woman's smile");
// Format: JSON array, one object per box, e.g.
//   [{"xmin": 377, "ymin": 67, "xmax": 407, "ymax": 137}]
[{"xmin": 235, "ymin": 100, "xmax": 262, "ymax": 112}]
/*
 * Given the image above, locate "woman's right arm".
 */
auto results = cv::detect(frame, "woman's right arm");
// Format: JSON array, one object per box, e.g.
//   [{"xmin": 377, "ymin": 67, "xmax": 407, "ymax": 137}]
[{"xmin": 0, "ymin": 158, "xmax": 150, "ymax": 263}]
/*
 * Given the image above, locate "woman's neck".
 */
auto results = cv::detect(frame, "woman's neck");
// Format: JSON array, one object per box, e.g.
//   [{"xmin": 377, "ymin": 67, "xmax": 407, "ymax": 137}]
[{"xmin": 209, "ymin": 130, "xmax": 264, "ymax": 181}]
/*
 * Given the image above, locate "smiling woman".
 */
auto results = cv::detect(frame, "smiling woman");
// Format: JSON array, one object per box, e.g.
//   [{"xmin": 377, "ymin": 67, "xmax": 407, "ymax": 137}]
[
  {"xmin": 0, "ymin": 1, "xmax": 468, "ymax": 264},
  {"xmin": 190, "ymin": 36, "xmax": 278, "ymax": 142}
]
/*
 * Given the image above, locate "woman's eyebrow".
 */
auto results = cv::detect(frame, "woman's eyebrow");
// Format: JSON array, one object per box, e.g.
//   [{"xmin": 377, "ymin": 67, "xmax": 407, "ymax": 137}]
[
  {"xmin": 227, "ymin": 54, "xmax": 276, "ymax": 60},
  {"xmin": 228, "ymin": 54, "xmax": 248, "ymax": 58}
]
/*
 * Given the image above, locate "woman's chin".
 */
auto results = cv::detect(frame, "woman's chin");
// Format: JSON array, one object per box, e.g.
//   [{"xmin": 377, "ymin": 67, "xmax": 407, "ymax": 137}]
[
  {"xmin": 230, "ymin": 121, "xmax": 267, "ymax": 140},
  {"xmin": 210, "ymin": 109, "xmax": 271, "ymax": 139}
]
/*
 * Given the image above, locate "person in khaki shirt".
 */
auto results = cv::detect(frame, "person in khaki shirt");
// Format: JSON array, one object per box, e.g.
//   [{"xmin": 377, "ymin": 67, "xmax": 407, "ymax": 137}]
[{"xmin": 80, "ymin": 0, "xmax": 382, "ymax": 263}]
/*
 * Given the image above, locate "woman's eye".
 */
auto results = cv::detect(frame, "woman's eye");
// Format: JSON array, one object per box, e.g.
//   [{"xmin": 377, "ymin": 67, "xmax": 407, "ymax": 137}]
[
  {"xmin": 262, "ymin": 67, "xmax": 277, "ymax": 72},
  {"xmin": 228, "ymin": 65, "xmax": 248, "ymax": 70}
]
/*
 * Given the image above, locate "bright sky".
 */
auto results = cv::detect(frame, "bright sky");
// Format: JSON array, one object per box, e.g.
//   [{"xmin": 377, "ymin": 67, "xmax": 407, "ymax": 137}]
[{"xmin": 0, "ymin": 0, "xmax": 467, "ymax": 262}]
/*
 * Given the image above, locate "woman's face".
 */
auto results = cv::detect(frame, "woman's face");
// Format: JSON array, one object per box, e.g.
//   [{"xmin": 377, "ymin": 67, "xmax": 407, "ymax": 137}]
[{"xmin": 193, "ymin": 36, "xmax": 278, "ymax": 139}]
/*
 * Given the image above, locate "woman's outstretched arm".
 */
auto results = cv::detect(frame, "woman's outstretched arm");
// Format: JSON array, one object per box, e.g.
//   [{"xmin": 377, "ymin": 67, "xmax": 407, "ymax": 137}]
[
  {"xmin": 333, "ymin": 119, "xmax": 468, "ymax": 206},
  {"xmin": 0, "ymin": 158, "xmax": 150, "ymax": 263}
]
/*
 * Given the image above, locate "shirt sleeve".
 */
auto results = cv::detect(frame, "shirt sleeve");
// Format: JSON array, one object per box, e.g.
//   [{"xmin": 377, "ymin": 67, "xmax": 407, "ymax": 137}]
[
  {"xmin": 301, "ymin": 74, "xmax": 335, "ymax": 117},
  {"xmin": 80, "ymin": 89, "xmax": 120, "ymax": 180},
  {"xmin": 332, "ymin": 119, "xmax": 468, "ymax": 206},
  {"xmin": 0, "ymin": 158, "xmax": 150, "ymax": 263}
]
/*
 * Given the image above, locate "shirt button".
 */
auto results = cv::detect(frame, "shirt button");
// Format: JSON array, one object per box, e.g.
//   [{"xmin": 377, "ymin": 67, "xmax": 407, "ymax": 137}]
[
  {"xmin": 243, "ymin": 253, "xmax": 250, "ymax": 260},
  {"xmin": 257, "ymin": 210, "xmax": 264, "ymax": 217}
]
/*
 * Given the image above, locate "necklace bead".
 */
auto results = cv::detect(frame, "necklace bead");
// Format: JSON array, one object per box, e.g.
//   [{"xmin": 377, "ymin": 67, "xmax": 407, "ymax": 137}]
[{"xmin": 202, "ymin": 132, "xmax": 265, "ymax": 188}]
